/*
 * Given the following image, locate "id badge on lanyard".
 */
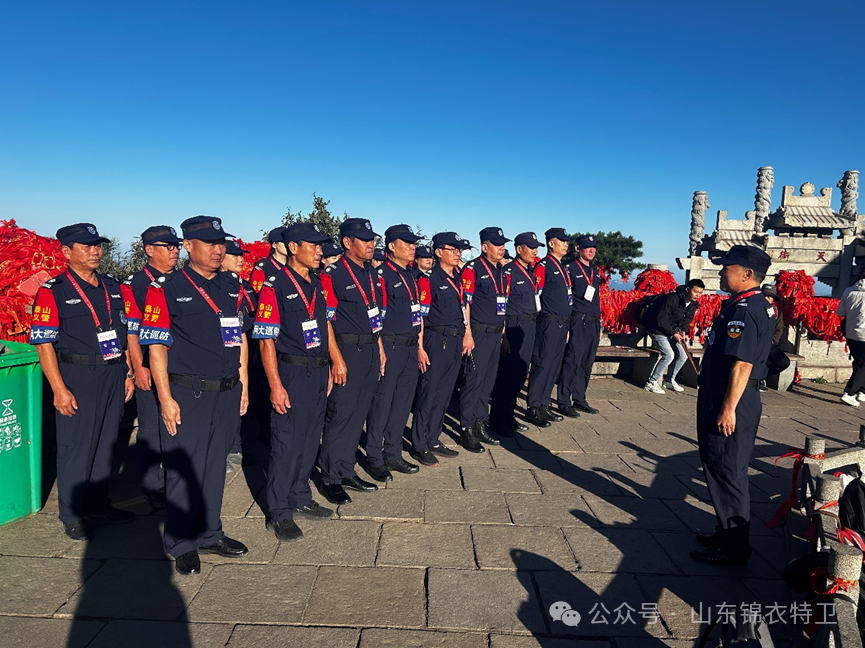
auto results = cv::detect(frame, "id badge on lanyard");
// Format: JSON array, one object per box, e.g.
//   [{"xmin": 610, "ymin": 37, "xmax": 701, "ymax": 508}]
[
  {"xmin": 584, "ymin": 284, "xmax": 596, "ymax": 302},
  {"xmin": 302, "ymin": 319, "xmax": 321, "ymax": 349},
  {"xmin": 220, "ymin": 317, "xmax": 242, "ymax": 347},
  {"xmin": 368, "ymin": 307, "xmax": 383, "ymax": 333},
  {"xmin": 97, "ymin": 330, "xmax": 122, "ymax": 360},
  {"xmin": 496, "ymin": 295, "xmax": 507, "ymax": 316},
  {"xmin": 567, "ymin": 287, "xmax": 573, "ymax": 307},
  {"xmin": 410, "ymin": 301, "xmax": 421, "ymax": 327},
  {"xmin": 534, "ymin": 293, "xmax": 541, "ymax": 312}
]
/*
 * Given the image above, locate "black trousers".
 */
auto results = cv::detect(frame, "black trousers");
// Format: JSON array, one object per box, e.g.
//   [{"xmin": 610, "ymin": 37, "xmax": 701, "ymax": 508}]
[
  {"xmin": 134, "ymin": 384, "xmax": 165, "ymax": 496},
  {"xmin": 318, "ymin": 340, "xmax": 380, "ymax": 486},
  {"xmin": 366, "ymin": 340, "xmax": 419, "ymax": 467},
  {"xmin": 490, "ymin": 319, "xmax": 536, "ymax": 426},
  {"xmin": 56, "ymin": 362, "xmax": 126, "ymax": 525},
  {"xmin": 412, "ymin": 329, "xmax": 463, "ymax": 452},
  {"xmin": 267, "ymin": 362, "xmax": 329, "ymax": 522},
  {"xmin": 459, "ymin": 328, "xmax": 503, "ymax": 429},
  {"xmin": 526, "ymin": 315, "xmax": 568, "ymax": 408},
  {"xmin": 696, "ymin": 385, "xmax": 761, "ymax": 555},
  {"xmin": 557, "ymin": 318, "xmax": 601, "ymax": 408},
  {"xmin": 844, "ymin": 339, "xmax": 865, "ymax": 396},
  {"xmin": 160, "ymin": 381, "xmax": 241, "ymax": 559}
]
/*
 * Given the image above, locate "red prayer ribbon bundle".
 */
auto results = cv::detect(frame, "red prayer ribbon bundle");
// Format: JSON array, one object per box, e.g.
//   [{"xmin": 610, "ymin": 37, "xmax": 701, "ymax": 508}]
[{"xmin": 765, "ymin": 448, "xmax": 826, "ymax": 528}]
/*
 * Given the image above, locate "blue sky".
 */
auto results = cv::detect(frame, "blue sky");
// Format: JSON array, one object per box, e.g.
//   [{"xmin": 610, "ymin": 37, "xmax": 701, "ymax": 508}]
[{"xmin": 2, "ymin": 1, "xmax": 863, "ymax": 277}]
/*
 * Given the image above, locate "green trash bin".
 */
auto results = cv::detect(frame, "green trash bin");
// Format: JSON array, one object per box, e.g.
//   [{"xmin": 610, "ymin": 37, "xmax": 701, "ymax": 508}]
[{"xmin": 0, "ymin": 340, "xmax": 43, "ymax": 527}]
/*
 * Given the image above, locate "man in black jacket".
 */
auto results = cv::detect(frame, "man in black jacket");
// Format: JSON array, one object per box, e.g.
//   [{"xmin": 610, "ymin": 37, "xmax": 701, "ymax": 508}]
[{"xmin": 643, "ymin": 279, "xmax": 704, "ymax": 394}]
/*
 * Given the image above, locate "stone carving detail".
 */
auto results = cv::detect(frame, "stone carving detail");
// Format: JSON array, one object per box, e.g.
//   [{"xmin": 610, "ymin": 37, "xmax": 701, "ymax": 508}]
[
  {"xmin": 838, "ymin": 170, "xmax": 859, "ymax": 221},
  {"xmin": 754, "ymin": 166, "xmax": 774, "ymax": 232},
  {"xmin": 689, "ymin": 191, "xmax": 709, "ymax": 256}
]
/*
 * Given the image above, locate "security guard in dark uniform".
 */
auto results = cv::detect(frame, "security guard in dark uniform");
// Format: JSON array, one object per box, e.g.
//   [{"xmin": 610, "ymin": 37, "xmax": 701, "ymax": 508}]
[
  {"xmin": 121, "ymin": 225, "xmax": 182, "ymax": 509},
  {"xmin": 556, "ymin": 234, "xmax": 602, "ymax": 417},
  {"xmin": 372, "ymin": 248, "xmax": 386, "ymax": 268},
  {"xmin": 413, "ymin": 244, "xmax": 434, "ymax": 282},
  {"xmin": 490, "ymin": 232, "xmax": 543, "ymax": 435},
  {"xmin": 459, "ymin": 227, "xmax": 512, "ymax": 449},
  {"xmin": 31, "ymin": 223, "xmax": 136, "ymax": 541},
  {"xmin": 691, "ymin": 245, "xmax": 773, "ymax": 566},
  {"xmin": 412, "ymin": 232, "xmax": 473, "ymax": 465},
  {"xmin": 139, "ymin": 216, "xmax": 250, "ymax": 574},
  {"xmin": 318, "ymin": 218, "xmax": 386, "ymax": 504},
  {"xmin": 320, "ymin": 241, "xmax": 343, "ymax": 271},
  {"xmin": 364, "ymin": 225, "xmax": 424, "ymax": 482},
  {"xmin": 249, "ymin": 227, "xmax": 288, "ymax": 293},
  {"xmin": 525, "ymin": 228, "xmax": 571, "ymax": 427},
  {"xmin": 252, "ymin": 223, "xmax": 343, "ymax": 542}
]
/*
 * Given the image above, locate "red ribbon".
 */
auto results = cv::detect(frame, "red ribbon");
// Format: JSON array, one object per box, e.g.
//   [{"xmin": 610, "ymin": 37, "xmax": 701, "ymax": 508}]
[
  {"xmin": 810, "ymin": 566, "xmax": 857, "ymax": 596},
  {"xmin": 765, "ymin": 448, "xmax": 826, "ymax": 528}
]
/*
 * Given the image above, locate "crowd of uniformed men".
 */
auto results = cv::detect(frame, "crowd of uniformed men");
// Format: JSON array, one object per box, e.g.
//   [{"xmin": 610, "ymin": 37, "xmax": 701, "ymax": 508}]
[{"xmin": 30, "ymin": 216, "xmax": 774, "ymax": 573}]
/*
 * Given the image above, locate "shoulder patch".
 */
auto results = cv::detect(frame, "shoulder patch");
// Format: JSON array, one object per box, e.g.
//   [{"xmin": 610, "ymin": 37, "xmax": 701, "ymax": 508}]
[
  {"xmin": 324, "ymin": 265, "xmax": 334, "ymax": 274},
  {"xmin": 231, "ymin": 272, "xmax": 238, "ymax": 279},
  {"xmin": 255, "ymin": 261, "xmax": 265, "ymax": 268},
  {"xmin": 727, "ymin": 320, "xmax": 745, "ymax": 339}
]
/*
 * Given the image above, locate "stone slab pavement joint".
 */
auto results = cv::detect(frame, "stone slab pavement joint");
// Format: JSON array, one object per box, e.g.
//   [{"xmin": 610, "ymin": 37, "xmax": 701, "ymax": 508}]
[
  {"xmin": 472, "ymin": 524, "xmax": 577, "ymax": 571},
  {"xmin": 227, "ymin": 624, "xmax": 360, "ymax": 647},
  {"xmin": 359, "ymin": 627, "xmax": 489, "ymax": 647},
  {"xmin": 0, "ymin": 616, "xmax": 104, "ymax": 648},
  {"xmin": 0, "ymin": 556, "xmax": 102, "ymax": 616},
  {"xmin": 272, "ymin": 518, "xmax": 379, "ymax": 567},
  {"xmin": 87, "ymin": 620, "xmax": 234, "ymax": 648},
  {"xmin": 376, "ymin": 521, "xmax": 476, "ymax": 568}
]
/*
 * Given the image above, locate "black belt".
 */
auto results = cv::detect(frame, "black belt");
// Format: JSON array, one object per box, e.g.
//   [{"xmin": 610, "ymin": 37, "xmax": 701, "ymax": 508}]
[
  {"xmin": 507, "ymin": 313, "xmax": 537, "ymax": 323},
  {"xmin": 539, "ymin": 312, "xmax": 569, "ymax": 324},
  {"xmin": 380, "ymin": 334, "xmax": 419, "ymax": 347},
  {"xmin": 279, "ymin": 353, "xmax": 330, "ymax": 368},
  {"xmin": 334, "ymin": 333, "xmax": 380, "ymax": 345},
  {"xmin": 59, "ymin": 353, "xmax": 125, "ymax": 366},
  {"xmin": 428, "ymin": 325, "xmax": 466, "ymax": 337},
  {"xmin": 471, "ymin": 322, "xmax": 505, "ymax": 334},
  {"xmin": 745, "ymin": 378, "xmax": 760, "ymax": 390},
  {"xmin": 168, "ymin": 373, "xmax": 240, "ymax": 392},
  {"xmin": 573, "ymin": 312, "xmax": 601, "ymax": 323}
]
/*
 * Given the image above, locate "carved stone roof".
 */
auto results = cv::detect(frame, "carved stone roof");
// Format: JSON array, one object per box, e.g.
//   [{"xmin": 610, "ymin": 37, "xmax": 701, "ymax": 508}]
[{"xmin": 767, "ymin": 205, "xmax": 851, "ymax": 231}]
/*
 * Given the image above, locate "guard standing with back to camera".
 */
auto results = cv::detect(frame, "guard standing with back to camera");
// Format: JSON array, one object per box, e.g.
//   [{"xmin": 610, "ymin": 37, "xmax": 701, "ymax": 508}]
[
  {"xmin": 30, "ymin": 223, "xmax": 136, "ymax": 541},
  {"xmin": 139, "ymin": 216, "xmax": 251, "ymax": 575},
  {"xmin": 524, "ymin": 227, "xmax": 572, "ymax": 427},
  {"xmin": 318, "ymin": 218, "xmax": 386, "ymax": 505},
  {"xmin": 253, "ymin": 223, "xmax": 344, "ymax": 542},
  {"xmin": 364, "ymin": 224, "xmax": 425, "ymax": 482},
  {"xmin": 556, "ymin": 234, "xmax": 603, "ymax": 418},
  {"xmin": 459, "ymin": 227, "xmax": 512, "ymax": 450},
  {"xmin": 489, "ymin": 232, "xmax": 544, "ymax": 436},
  {"xmin": 121, "ymin": 225, "xmax": 183, "ymax": 509},
  {"xmin": 411, "ymin": 232, "xmax": 473, "ymax": 466},
  {"xmin": 691, "ymin": 245, "xmax": 773, "ymax": 566},
  {"xmin": 249, "ymin": 227, "xmax": 288, "ymax": 293}
]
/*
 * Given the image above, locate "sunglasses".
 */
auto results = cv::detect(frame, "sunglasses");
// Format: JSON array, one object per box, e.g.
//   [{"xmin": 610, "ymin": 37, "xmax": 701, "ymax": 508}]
[{"xmin": 151, "ymin": 243, "xmax": 181, "ymax": 250}]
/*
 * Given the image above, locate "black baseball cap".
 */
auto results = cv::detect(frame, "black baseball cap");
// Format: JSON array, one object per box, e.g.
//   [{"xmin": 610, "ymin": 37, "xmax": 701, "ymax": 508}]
[
  {"xmin": 576, "ymin": 234, "xmax": 597, "ymax": 249},
  {"xmin": 712, "ymin": 245, "xmax": 771, "ymax": 273},
  {"xmin": 340, "ymin": 218, "xmax": 379, "ymax": 242},
  {"xmin": 384, "ymin": 224, "xmax": 422, "ymax": 244},
  {"xmin": 415, "ymin": 244, "xmax": 433, "ymax": 259},
  {"xmin": 479, "ymin": 227, "xmax": 511, "ymax": 245},
  {"xmin": 373, "ymin": 248, "xmax": 387, "ymax": 261},
  {"xmin": 141, "ymin": 225, "xmax": 182, "ymax": 247},
  {"xmin": 56, "ymin": 223, "xmax": 110, "ymax": 246},
  {"xmin": 514, "ymin": 232, "xmax": 545, "ymax": 248},
  {"xmin": 180, "ymin": 216, "xmax": 234, "ymax": 241},
  {"xmin": 284, "ymin": 222, "xmax": 330, "ymax": 245},
  {"xmin": 762, "ymin": 283, "xmax": 778, "ymax": 299},
  {"xmin": 544, "ymin": 227, "xmax": 569, "ymax": 243},
  {"xmin": 321, "ymin": 241, "xmax": 343, "ymax": 257},
  {"xmin": 432, "ymin": 232, "xmax": 472, "ymax": 250},
  {"xmin": 267, "ymin": 227, "xmax": 287, "ymax": 244},
  {"xmin": 225, "ymin": 239, "xmax": 246, "ymax": 256}
]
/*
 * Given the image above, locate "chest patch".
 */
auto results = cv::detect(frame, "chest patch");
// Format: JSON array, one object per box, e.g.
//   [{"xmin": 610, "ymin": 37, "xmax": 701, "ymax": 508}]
[
  {"xmin": 65, "ymin": 298, "xmax": 82, "ymax": 305},
  {"xmin": 176, "ymin": 296, "xmax": 193, "ymax": 303},
  {"xmin": 727, "ymin": 320, "xmax": 745, "ymax": 339}
]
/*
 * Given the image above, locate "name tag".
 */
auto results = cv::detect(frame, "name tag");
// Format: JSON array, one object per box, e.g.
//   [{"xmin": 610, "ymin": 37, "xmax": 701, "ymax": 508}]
[
  {"xmin": 97, "ymin": 330, "xmax": 122, "ymax": 360},
  {"xmin": 567, "ymin": 287, "xmax": 573, "ymax": 306},
  {"xmin": 302, "ymin": 319, "xmax": 321, "ymax": 349},
  {"xmin": 410, "ymin": 301, "xmax": 421, "ymax": 327},
  {"xmin": 534, "ymin": 294, "xmax": 541, "ymax": 312},
  {"xmin": 368, "ymin": 307, "xmax": 383, "ymax": 333},
  {"xmin": 220, "ymin": 317, "xmax": 242, "ymax": 347},
  {"xmin": 584, "ymin": 285, "xmax": 596, "ymax": 302},
  {"xmin": 496, "ymin": 295, "xmax": 507, "ymax": 316}
]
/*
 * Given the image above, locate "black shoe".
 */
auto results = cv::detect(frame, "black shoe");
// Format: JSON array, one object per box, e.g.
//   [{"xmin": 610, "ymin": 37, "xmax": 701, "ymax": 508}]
[
  {"xmin": 342, "ymin": 475, "xmax": 378, "ymax": 492},
  {"xmin": 690, "ymin": 545, "xmax": 751, "ymax": 566},
  {"xmin": 476, "ymin": 421, "xmax": 501, "ymax": 446},
  {"xmin": 411, "ymin": 450, "xmax": 440, "ymax": 466},
  {"xmin": 429, "ymin": 444, "xmax": 460, "ymax": 458},
  {"xmin": 459, "ymin": 423, "xmax": 486, "ymax": 454},
  {"xmin": 525, "ymin": 407, "xmax": 552, "ymax": 428},
  {"xmin": 143, "ymin": 490, "xmax": 167, "ymax": 509},
  {"xmin": 540, "ymin": 405, "xmax": 563, "ymax": 422},
  {"xmin": 574, "ymin": 403, "xmax": 599, "ymax": 414},
  {"xmin": 86, "ymin": 507, "xmax": 136, "ymax": 525},
  {"xmin": 294, "ymin": 500, "xmax": 334, "ymax": 520},
  {"xmin": 175, "ymin": 550, "xmax": 201, "ymax": 575},
  {"xmin": 62, "ymin": 521, "xmax": 87, "ymax": 542},
  {"xmin": 267, "ymin": 519, "xmax": 304, "ymax": 542},
  {"xmin": 364, "ymin": 464, "xmax": 393, "ymax": 483},
  {"xmin": 200, "ymin": 536, "xmax": 249, "ymax": 557},
  {"xmin": 558, "ymin": 405, "xmax": 581, "ymax": 419},
  {"xmin": 385, "ymin": 458, "xmax": 420, "ymax": 474},
  {"xmin": 320, "ymin": 483, "xmax": 352, "ymax": 505},
  {"xmin": 696, "ymin": 532, "xmax": 718, "ymax": 547},
  {"xmin": 226, "ymin": 452, "xmax": 243, "ymax": 466}
]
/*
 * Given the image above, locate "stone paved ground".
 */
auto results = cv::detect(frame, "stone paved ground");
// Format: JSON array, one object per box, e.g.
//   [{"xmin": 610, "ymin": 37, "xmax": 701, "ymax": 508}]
[{"xmin": 1, "ymin": 377, "xmax": 862, "ymax": 647}]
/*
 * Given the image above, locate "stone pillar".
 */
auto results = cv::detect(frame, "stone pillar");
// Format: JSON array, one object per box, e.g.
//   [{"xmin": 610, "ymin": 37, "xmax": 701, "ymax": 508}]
[
  {"xmin": 754, "ymin": 166, "xmax": 774, "ymax": 233},
  {"xmin": 838, "ymin": 170, "xmax": 860, "ymax": 220},
  {"xmin": 814, "ymin": 474, "xmax": 841, "ymax": 511},
  {"xmin": 689, "ymin": 192, "xmax": 709, "ymax": 256}
]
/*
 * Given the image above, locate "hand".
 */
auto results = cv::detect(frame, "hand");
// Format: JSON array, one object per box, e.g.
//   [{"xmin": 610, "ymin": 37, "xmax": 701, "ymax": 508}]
[
  {"xmin": 54, "ymin": 387, "xmax": 78, "ymax": 417},
  {"xmin": 161, "ymin": 398, "xmax": 182, "ymax": 436},
  {"xmin": 379, "ymin": 350, "xmax": 387, "ymax": 377},
  {"xmin": 331, "ymin": 356, "xmax": 347, "ymax": 386},
  {"xmin": 418, "ymin": 347, "xmax": 431, "ymax": 373},
  {"xmin": 134, "ymin": 365, "xmax": 152, "ymax": 391},
  {"xmin": 716, "ymin": 407, "xmax": 736, "ymax": 437},
  {"xmin": 240, "ymin": 383, "xmax": 249, "ymax": 416},
  {"xmin": 270, "ymin": 384, "xmax": 291, "ymax": 414},
  {"xmin": 327, "ymin": 371, "xmax": 334, "ymax": 396},
  {"xmin": 462, "ymin": 332, "xmax": 475, "ymax": 356},
  {"xmin": 501, "ymin": 336, "xmax": 511, "ymax": 356},
  {"xmin": 124, "ymin": 377, "xmax": 135, "ymax": 403}
]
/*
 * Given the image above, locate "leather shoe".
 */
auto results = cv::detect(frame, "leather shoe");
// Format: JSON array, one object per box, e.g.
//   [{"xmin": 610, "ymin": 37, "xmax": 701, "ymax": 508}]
[
  {"xmin": 690, "ymin": 545, "xmax": 750, "ymax": 566},
  {"xmin": 342, "ymin": 475, "xmax": 378, "ymax": 492},
  {"xmin": 696, "ymin": 532, "xmax": 718, "ymax": 547},
  {"xmin": 62, "ymin": 521, "xmax": 87, "ymax": 542},
  {"xmin": 429, "ymin": 444, "xmax": 459, "ymax": 458},
  {"xmin": 364, "ymin": 464, "xmax": 393, "ymax": 483},
  {"xmin": 411, "ymin": 450, "xmax": 439, "ymax": 466},
  {"xmin": 558, "ymin": 405, "xmax": 581, "ymax": 419},
  {"xmin": 525, "ymin": 407, "xmax": 552, "ymax": 428},
  {"xmin": 267, "ymin": 519, "xmax": 304, "ymax": 542},
  {"xmin": 86, "ymin": 506, "xmax": 136, "ymax": 525},
  {"xmin": 574, "ymin": 403, "xmax": 599, "ymax": 414},
  {"xmin": 320, "ymin": 483, "xmax": 352, "ymax": 505},
  {"xmin": 294, "ymin": 500, "xmax": 334, "ymax": 520},
  {"xmin": 477, "ymin": 421, "xmax": 501, "ymax": 446},
  {"xmin": 143, "ymin": 490, "xmax": 167, "ymax": 509},
  {"xmin": 460, "ymin": 423, "xmax": 486, "ymax": 454},
  {"xmin": 385, "ymin": 457, "xmax": 420, "ymax": 474},
  {"xmin": 200, "ymin": 536, "xmax": 249, "ymax": 557},
  {"xmin": 175, "ymin": 550, "xmax": 201, "ymax": 575},
  {"xmin": 540, "ymin": 405, "xmax": 563, "ymax": 422}
]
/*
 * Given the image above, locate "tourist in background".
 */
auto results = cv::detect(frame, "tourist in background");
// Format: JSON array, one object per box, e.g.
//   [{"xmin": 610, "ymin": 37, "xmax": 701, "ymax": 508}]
[{"xmin": 837, "ymin": 267, "xmax": 865, "ymax": 407}]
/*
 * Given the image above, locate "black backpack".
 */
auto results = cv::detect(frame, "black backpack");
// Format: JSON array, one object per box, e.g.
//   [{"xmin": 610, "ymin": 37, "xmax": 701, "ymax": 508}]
[
  {"xmin": 635, "ymin": 293, "xmax": 665, "ymax": 328},
  {"xmin": 839, "ymin": 479, "xmax": 865, "ymax": 534}
]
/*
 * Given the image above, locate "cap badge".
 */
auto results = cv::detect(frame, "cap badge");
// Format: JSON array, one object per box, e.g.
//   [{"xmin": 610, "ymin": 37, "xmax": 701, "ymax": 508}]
[
  {"xmin": 365, "ymin": 222, "xmax": 371, "ymax": 230},
  {"xmin": 169, "ymin": 227, "xmax": 176, "ymax": 236},
  {"xmin": 497, "ymin": 229, "xmax": 502, "ymax": 236},
  {"xmin": 87, "ymin": 226, "xmax": 96, "ymax": 235},
  {"xmin": 313, "ymin": 225, "xmax": 320, "ymax": 232},
  {"xmin": 212, "ymin": 221, "xmax": 221, "ymax": 231}
]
